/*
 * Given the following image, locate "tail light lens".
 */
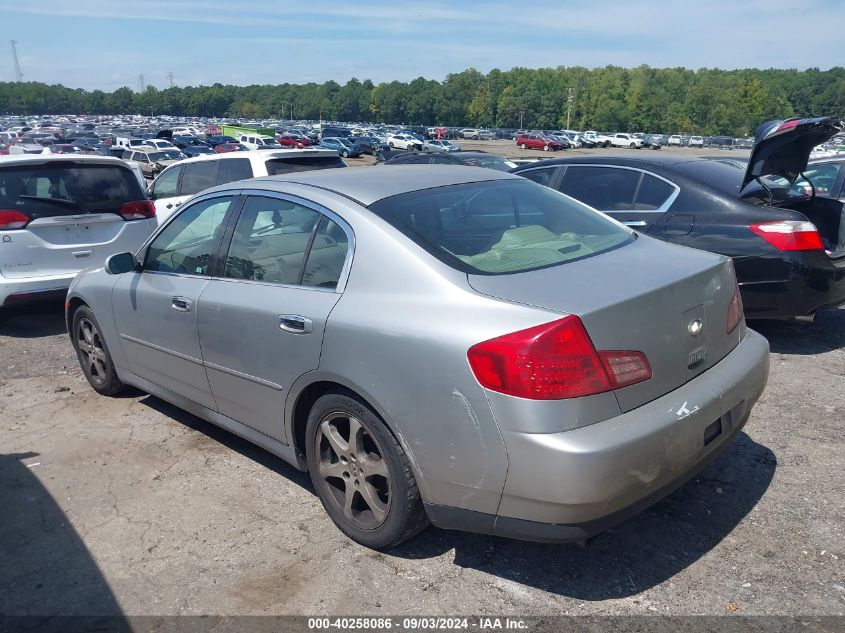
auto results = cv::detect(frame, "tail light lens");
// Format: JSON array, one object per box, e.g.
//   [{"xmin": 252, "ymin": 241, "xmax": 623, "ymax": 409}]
[
  {"xmin": 727, "ymin": 279, "xmax": 744, "ymax": 334},
  {"xmin": 467, "ymin": 316, "xmax": 651, "ymax": 400},
  {"xmin": 0, "ymin": 210, "xmax": 30, "ymax": 230},
  {"xmin": 119, "ymin": 200, "xmax": 156, "ymax": 221},
  {"xmin": 749, "ymin": 220, "xmax": 823, "ymax": 251}
]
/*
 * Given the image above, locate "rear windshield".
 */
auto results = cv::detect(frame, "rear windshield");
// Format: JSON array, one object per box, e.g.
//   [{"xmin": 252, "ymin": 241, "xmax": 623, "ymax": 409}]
[
  {"xmin": 264, "ymin": 156, "xmax": 347, "ymax": 175},
  {"xmin": 0, "ymin": 162, "xmax": 145, "ymax": 219},
  {"xmin": 368, "ymin": 180, "xmax": 634, "ymax": 275}
]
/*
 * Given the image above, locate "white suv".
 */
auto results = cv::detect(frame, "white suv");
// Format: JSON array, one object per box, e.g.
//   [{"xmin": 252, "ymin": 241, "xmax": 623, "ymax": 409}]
[
  {"xmin": 148, "ymin": 149, "xmax": 346, "ymax": 224},
  {"xmin": 0, "ymin": 155, "xmax": 156, "ymax": 309},
  {"xmin": 688, "ymin": 136, "xmax": 704, "ymax": 148}
]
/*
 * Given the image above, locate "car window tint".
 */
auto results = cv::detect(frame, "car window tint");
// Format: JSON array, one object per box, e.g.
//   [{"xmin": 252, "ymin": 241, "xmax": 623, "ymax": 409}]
[
  {"xmin": 634, "ymin": 174, "xmax": 675, "ymax": 210},
  {"xmin": 223, "ymin": 196, "xmax": 321, "ymax": 285},
  {"xmin": 301, "ymin": 217, "xmax": 349, "ymax": 289},
  {"xmin": 264, "ymin": 156, "xmax": 346, "ymax": 175},
  {"xmin": 151, "ymin": 167, "xmax": 181, "ymax": 200},
  {"xmin": 520, "ymin": 167, "xmax": 556, "ymax": 186},
  {"xmin": 145, "ymin": 196, "xmax": 234, "ymax": 275},
  {"xmin": 797, "ymin": 163, "xmax": 842, "ymax": 198},
  {"xmin": 217, "ymin": 158, "xmax": 253, "ymax": 185},
  {"xmin": 180, "ymin": 160, "xmax": 218, "ymax": 195},
  {"xmin": 560, "ymin": 166, "xmax": 641, "ymax": 211}
]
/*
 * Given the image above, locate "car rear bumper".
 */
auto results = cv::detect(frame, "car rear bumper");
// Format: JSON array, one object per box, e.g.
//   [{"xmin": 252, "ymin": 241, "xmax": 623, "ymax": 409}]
[
  {"xmin": 736, "ymin": 252, "xmax": 845, "ymax": 319},
  {"xmin": 0, "ymin": 273, "xmax": 76, "ymax": 307},
  {"xmin": 426, "ymin": 329, "xmax": 770, "ymax": 542}
]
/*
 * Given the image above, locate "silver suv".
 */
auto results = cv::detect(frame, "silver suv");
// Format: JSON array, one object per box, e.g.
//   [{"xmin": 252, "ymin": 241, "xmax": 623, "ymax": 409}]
[{"xmin": 0, "ymin": 155, "xmax": 156, "ymax": 308}]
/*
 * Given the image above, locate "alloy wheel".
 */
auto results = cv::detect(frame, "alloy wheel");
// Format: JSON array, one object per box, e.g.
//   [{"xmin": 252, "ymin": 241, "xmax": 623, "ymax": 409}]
[
  {"xmin": 76, "ymin": 318, "xmax": 108, "ymax": 386},
  {"xmin": 314, "ymin": 411, "xmax": 391, "ymax": 530}
]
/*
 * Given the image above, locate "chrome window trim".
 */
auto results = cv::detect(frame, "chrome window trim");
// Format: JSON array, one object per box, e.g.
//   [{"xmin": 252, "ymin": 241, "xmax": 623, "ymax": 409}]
[{"xmin": 560, "ymin": 163, "xmax": 681, "ymax": 213}]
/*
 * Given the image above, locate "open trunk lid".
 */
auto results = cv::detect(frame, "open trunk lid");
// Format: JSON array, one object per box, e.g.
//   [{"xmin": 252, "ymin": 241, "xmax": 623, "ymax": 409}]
[
  {"xmin": 468, "ymin": 236, "xmax": 743, "ymax": 413},
  {"xmin": 742, "ymin": 117, "xmax": 843, "ymax": 190}
]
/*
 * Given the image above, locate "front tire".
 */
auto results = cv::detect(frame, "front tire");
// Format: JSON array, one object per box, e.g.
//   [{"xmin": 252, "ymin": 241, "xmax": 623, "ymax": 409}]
[
  {"xmin": 520, "ymin": 143, "xmax": 527, "ymax": 149},
  {"xmin": 341, "ymin": 150, "xmax": 348, "ymax": 158},
  {"xmin": 71, "ymin": 305, "xmax": 126, "ymax": 396}
]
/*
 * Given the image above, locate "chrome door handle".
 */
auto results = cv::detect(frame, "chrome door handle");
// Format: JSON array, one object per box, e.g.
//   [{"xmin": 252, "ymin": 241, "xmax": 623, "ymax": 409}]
[
  {"xmin": 171, "ymin": 296, "xmax": 192, "ymax": 312},
  {"xmin": 279, "ymin": 315, "xmax": 312, "ymax": 334},
  {"xmin": 623, "ymin": 221, "xmax": 648, "ymax": 227}
]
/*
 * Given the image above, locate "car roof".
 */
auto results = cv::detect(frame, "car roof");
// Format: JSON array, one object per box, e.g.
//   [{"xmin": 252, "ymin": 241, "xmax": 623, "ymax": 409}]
[
  {"xmin": 215, "ymin": 165, "xmax": 517, "ymax": 206},
  {"xmin": 0, "ymin": 154, "xmax": 131, "ymax": 167},
  {"xmin": 170, "ymin": 148, "xmax": 338, "ymax": 166},
  {"xmin": 512, "ymin": 154, "xmax": 710, "ymax": 170}
]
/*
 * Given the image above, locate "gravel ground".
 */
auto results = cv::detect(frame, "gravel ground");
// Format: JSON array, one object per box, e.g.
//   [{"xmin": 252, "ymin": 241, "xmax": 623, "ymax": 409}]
[{"xmin": 0, "ymin": 300, "xmax": 842, "ymax": 617}]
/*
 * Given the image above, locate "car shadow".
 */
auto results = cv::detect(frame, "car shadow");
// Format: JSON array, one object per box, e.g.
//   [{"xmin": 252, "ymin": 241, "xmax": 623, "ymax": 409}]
[
  {"xmin": 388, "ymin": 432, "xmax": 776, "ymax": 600},
  {"xmin": 139, "ymin": 395, "xmax": 314, "ymax": 492},
  {"xmin": 751, "ymin": 306, "xmax": 845, "ymax": 354},
  {"xmin": 0, "ymin": 452, "xmax": 130, "ymax": 626},
  {"xmin": 0, "ymin": 301, "xmax": 67, "ymax": 338}
]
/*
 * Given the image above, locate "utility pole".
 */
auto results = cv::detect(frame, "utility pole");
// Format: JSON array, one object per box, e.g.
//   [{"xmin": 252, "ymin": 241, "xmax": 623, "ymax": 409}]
[
  {"xmin": 10, "ymin": 40, "xmax": 23, "ymax": 82},
  {"xmin": 167, "ymin": 72, "xmax": 175, "ymax": 88},
  {"xmin": 137, "ymin": 74, "xmax": 146, "ymax": 92},
  {"xmin": 520, "ymin": 111, "xmax": 524, "ymax": 129},
  {"xmin": 566, "ymin": 87, "xmax": 574, "ymax": 130}
]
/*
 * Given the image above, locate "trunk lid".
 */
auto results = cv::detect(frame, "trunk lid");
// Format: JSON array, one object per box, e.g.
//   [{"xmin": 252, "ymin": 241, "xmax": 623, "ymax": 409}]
[
  {"xmin": 467, "ymin": 236, "xmax": 742, "ymax": 412},
  {"xmin": 742, "ymin": 117, "xmax": 843, "ymax": 190}
]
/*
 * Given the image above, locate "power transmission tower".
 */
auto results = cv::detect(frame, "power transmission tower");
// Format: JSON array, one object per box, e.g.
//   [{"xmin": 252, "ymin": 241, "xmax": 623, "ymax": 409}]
[
  {"xmin": 167, "ymin": 72, "xmax": 175, "ymax": 88},
  {"xmin": 566, "ymin": 87, "xmax": 575, "ymax": 130},
  {"xmin": 137, "ymin": 74, "xmax": 146, "ymax": 92},
  {"xmin": 10, "ymin": 40, "xmax": 23, "ymax": 82}
]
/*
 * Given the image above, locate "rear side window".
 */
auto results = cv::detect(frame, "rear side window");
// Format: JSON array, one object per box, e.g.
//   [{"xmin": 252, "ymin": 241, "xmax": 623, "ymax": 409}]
[
  {"xmin": 217, "ymin": 158, "xmax": 253, "ymax": 185},
  {"xmin": 181, "ymin": 160, "xmax": 218, "ymax": 195},
  {"xmin": 634, "ymin": 174, "xmax": 676, "ymax": 210},
  {"xmin": 368, "ymin": 180, "xmax": 633, "ymax": 275},
  {"xmin": 560, "ymin": 166, "xmax": 640, "ymax": 211},
  {"xmin": 0, "ymin": 162, "xmax": 146, "ymax": 219},
  {"xmin": 264, "ymin": 157, "xmax": 346, "ymax": 175},
  {"xmin": 519, "ymin": 167, "xmax": 557, "ymax": 186}
]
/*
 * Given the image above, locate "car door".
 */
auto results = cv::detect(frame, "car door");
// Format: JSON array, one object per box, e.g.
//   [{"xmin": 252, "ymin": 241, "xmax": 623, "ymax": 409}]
[
  {"xmin": 558, "ymin": 165, "xmax": 679, "ymax": 232},
  {"xmin": 196, "ymin": 192, "xmax": 351, "ymax": 442},
  {"xmin": 149, "ymin": 164, "xmax": 183, "ymax": 222},
  {"xmin": 112, "ymin": 193, "xmax": 239, "ymax": 410}
]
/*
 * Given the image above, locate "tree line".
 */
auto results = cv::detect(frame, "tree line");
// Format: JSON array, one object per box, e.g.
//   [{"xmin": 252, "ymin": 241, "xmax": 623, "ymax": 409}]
[{"xmin": 1, "ymin": 65, "xmax": 843, "ymax": 136}]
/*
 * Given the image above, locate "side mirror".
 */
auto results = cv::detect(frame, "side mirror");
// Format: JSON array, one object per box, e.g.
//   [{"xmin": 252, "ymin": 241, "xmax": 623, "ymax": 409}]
[{"xmin": 105, "ymin": 252, "xmax": 137, "ymax": 275}]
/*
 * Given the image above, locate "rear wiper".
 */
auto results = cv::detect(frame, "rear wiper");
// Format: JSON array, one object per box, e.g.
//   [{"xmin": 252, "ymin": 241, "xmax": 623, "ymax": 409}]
[{"xmin": 18, "ymin": 195, "xmax": 78, "ymax": 207}]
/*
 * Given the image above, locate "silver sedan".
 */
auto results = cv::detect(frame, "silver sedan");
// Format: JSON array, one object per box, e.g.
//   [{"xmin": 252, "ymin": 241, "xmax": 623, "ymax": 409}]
[{"xmin": 67, "ymin": 166, "xmax": 769, "ymax": 549}]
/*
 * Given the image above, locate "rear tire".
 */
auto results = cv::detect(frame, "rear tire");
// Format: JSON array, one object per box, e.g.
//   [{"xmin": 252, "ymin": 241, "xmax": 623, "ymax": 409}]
[
  {"xmin": 305, "ymin": 391, "xmax": 429, "ymax": 549},
  {"xmin": 71, "ymin": 305, "xmax": 126, "ymax": 397},
  {"xmin": 520, "ymin": 143, "xmax": 527, "ymax": 150}
]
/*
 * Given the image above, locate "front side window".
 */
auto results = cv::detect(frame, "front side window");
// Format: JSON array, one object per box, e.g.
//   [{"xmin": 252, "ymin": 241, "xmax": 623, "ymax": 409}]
[
  {"xmin": 223, "ymin": 196, "xmax": 321, "ymax": 285},
  {"xmin": 369, "ymin": 179, "xmax": 632, "ymax": 275},
  {"xmin": 520, "ymin": 167, "xmax": 557, "ymax": 186},
  {"xmin": 151, "ymin": 166, "xmax": 181, "ymax": 200},
  {"xmin": 144, "ymin": 196, "xmax": 234, "ymax": 275}
]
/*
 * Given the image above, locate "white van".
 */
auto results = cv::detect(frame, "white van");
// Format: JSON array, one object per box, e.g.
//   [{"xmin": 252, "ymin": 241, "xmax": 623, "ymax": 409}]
[
  {"xmin": 147, "ymin": 149, "xmax": 346, "ymax": 224},
  {"xmin": 114, "ymin": 137, "xmax": 146, "ymax": 150},
  {"xmin": 237, "ymin": 134, "xmax": 279, "ymax": 150}
]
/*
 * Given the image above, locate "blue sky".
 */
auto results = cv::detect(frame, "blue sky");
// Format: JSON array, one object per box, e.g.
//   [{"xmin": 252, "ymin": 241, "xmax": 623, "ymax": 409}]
[{"xmin": 3, "ymin": 0, "xmax": 842, "ymax": 90}]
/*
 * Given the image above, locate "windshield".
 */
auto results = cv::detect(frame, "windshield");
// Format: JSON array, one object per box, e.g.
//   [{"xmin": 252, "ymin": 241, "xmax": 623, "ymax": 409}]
[
  {"xmin": 368, "ymin": 180, "xmax": 633, "ymax": 275},
  {"xmin": 458, "ymin": 155, "xmax": 517, "ymax": 171}
]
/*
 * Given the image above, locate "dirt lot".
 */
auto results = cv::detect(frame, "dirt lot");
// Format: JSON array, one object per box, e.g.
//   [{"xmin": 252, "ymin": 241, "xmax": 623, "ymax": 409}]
[{"xmin": 1, "ymin": 299, "xmax": 843, "ymax": 617}]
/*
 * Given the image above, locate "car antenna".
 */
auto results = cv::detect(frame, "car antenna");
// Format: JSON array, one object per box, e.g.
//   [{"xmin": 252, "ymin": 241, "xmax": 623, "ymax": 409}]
[{"xmin": 754, "ymin": 176, "xmax": 774, "ymax": 206}]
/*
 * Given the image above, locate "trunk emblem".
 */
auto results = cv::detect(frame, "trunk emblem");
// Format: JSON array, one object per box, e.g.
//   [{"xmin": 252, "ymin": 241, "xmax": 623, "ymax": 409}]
[{"xmin": 688, "ymin": 319, "xmax": 704, "ymax": 337}]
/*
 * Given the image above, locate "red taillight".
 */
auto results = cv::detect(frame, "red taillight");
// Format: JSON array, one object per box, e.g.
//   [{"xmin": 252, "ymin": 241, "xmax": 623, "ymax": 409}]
[
  {"xmin": 749, "ymin": 220, "xmax": 823, "ymax": 251},
  {"xmin": 467, "ymin": 316, "xmax": 651, "ymax": 400},
  {"xmin": 0, "ymin": 210, "xmax": 30, "ymax": 229},
  {"xmin": 727, "ymin": 279, "xmax": 744, "ymax": 334},
  {"xmin": 119, "ymin": 200, "xmax": 156, "ymax": 221}
]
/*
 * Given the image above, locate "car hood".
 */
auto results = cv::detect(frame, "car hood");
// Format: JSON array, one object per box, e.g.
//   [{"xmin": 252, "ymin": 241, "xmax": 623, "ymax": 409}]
[{"xmin": 742, "ymin": 117, "xmax": 843, "ymax": 190}]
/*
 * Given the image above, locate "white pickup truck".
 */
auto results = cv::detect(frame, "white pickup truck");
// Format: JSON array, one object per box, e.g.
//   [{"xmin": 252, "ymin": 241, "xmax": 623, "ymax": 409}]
[
  {"xmin": 608, "ymin": 133, "xmax": 643, "ymax": 149},
  {"xmin": 583, "ymin": 131, "xmax": 614, "ymax": 147}
]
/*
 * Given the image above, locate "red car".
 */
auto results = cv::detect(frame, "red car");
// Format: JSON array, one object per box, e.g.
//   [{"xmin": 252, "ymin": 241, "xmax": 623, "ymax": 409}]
[
  {"xmin": 516, "ymin": 133, "xmax": 563, "ymax": 151},
  {"xmin": 277, "ymin": 134, "xmax": 310, "ymax": 148},
  {"xmin": 213, "ymin": 143, "xmax": 247, "ymax": 153}
]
